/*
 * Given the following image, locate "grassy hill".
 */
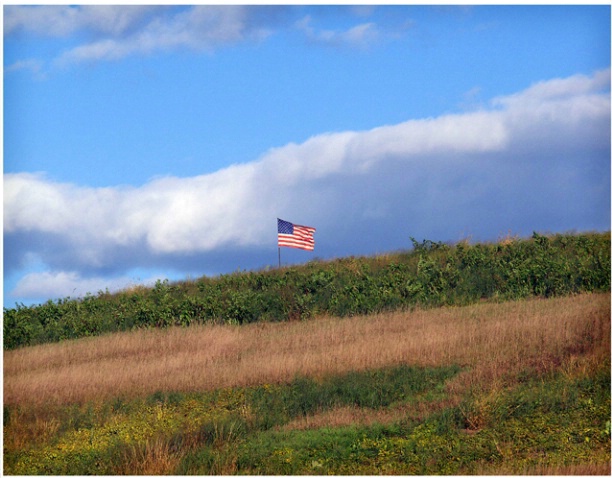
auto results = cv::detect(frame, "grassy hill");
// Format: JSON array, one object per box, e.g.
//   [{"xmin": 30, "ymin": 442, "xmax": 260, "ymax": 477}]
[
  {"xmin": 4, "ymin": 231, "xmax": 610, "ymax": 350},
  {"xmin": 3, "ymin": 231, "xmax": 611, "ymax": 474}
]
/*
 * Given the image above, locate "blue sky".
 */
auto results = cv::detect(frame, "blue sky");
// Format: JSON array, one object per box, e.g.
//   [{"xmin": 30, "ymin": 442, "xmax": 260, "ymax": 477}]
[{"xmin": 3, "ymin": 5, "xmax": 611, "ymax": 307}]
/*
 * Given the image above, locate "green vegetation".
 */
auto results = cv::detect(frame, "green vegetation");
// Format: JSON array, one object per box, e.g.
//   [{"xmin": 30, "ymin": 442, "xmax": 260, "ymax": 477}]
[
  {"xmin": 4, "ymin": 231, "xmax": 610, "ymax": 350},
  {"xmin": 3, "ymin": 364, "xmax": 459, "ymax": 474},
  {"xmin": 232, "ymin": 367, "xmax": 610, "ymax": 475},
  {"xmin": 4, "ymin": 363, "xmax": 609, "ymax": 475}
]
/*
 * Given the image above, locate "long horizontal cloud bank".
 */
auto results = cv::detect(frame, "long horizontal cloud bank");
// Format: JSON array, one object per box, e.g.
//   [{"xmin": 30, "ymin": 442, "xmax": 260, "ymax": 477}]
[{"xmin": 5, "ymin": 69, "xmax": 611, "ymax": 301}]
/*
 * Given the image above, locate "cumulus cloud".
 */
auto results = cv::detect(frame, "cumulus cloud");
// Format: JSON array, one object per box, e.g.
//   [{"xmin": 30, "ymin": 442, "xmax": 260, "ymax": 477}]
[{"xmin": 4, "ymin": 69, "xmax": 610, "ymax": 301}]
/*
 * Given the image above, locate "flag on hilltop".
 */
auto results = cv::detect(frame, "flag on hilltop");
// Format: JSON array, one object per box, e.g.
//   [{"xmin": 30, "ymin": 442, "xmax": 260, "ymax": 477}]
[{"xmin": 277, "ymin": 218, "xmax": 316, "ymax": 251}]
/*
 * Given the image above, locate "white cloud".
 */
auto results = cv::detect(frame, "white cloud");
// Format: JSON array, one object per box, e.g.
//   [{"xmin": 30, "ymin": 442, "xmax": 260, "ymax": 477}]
[
  {"xmin": 5, "ymin": 6, "xmax": 409, "ymax": 70},
  {"xmin": 296, "ymin": 15, "xmax": 381, "ymax": 49},
  {"xmin": 11, "ymin": 270, "xmax": 164, "ymax": 301},
  {"xmin": 493, "ymin": 69, "xmax": 611, "ymax": 107},
  {"xmin": 4, "ymin": 6, "xmax": 277, "ymax": 66},
  {"xmin": 4, "ymin": 5, "xmax": 160, "ymax": 37},
  {"xmin": 490, "ymin": 69, "xmax": 611, "ymax": 153},
  {"xmin": 53, "ymin": 6, "xmax": 274, "ymax": 65},
  {"xmin": 5, "ymin": 109, "xmax": 505, "ymax": 257},
  {"xmin": 4, "ymin": 59, "xmax": 44, "ymax": 76},
  {"xmin": 5, "ymin": 69, "xmax": 610, "ymax": 301}
]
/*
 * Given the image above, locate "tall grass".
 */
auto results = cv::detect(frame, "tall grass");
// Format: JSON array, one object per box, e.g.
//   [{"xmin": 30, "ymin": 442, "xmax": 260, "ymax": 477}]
[{"xmin": 5, "ymin": 293, "xmax": 609, "ymax": 408}]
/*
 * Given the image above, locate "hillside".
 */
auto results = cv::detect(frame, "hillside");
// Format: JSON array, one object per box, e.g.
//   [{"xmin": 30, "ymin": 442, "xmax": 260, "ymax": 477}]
[
  {"xmin": 4, "ymin": 293, "xmax": 610, "ymax": 474},
  {"xmin": 3, "ymin": 231, "xmax": 611, "ymax": 474},
  {"xmin": 4, "ymin": 231, "xmax": 611, "ymax": 350}
]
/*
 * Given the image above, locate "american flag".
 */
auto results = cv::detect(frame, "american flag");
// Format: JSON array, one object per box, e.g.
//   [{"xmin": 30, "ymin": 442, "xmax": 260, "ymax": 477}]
[{"xmin": 277, "ymin": 218, "xmax": 316, "ymax": 251}]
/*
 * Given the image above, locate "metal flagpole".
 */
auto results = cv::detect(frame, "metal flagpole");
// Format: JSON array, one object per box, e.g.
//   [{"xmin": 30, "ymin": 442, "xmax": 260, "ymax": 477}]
[{"xmin": 278, "ymin": 247, "xmax": 281, "ymax": 268}]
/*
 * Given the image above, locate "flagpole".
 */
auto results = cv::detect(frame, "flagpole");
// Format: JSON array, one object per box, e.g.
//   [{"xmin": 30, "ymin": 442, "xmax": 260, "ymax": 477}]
[{"xmin": 278, "ymin": 247, "xmax": 281, "ymax": 268}]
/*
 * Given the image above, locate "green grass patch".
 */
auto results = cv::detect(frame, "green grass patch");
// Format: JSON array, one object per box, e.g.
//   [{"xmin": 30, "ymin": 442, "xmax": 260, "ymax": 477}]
[{"xmin": 246, "ymin": 364, "xmax": 461, "ymax": 429}]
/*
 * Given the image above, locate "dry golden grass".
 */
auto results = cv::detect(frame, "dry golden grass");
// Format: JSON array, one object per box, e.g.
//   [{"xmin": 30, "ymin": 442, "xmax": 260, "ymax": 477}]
[
  {"xmin": 4, "ymin": 293, "xmax": 610, "ymax": 409},
  {"xmin": 280, "ymin": 398, "xmax": 458, "ymax": 432},
  {"xmin": 478, "ymin": 461, "xmax": 611, "ymax": 475},
  {"xmin": 112, "ymin": 437, "xmax": 184, "ymax": 475},
  {"xmin": 534, "ymin": 463, "xmax": 611, "ymax": 475}
]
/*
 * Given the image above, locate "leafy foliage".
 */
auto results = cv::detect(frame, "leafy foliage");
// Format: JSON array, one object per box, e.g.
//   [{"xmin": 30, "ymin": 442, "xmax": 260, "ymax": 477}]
[{"xmin": 4, "ymin": 232, "xmax": 610, "ymax": 349}]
